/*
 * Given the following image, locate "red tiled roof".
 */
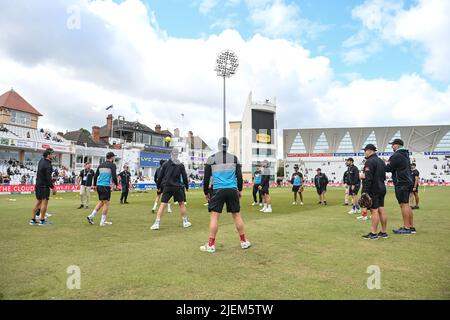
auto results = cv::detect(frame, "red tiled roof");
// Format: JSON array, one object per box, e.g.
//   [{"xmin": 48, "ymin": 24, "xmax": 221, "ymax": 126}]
[{"xmin": 0, "ymin": 89, "xmax": 43, "ymax": 116}]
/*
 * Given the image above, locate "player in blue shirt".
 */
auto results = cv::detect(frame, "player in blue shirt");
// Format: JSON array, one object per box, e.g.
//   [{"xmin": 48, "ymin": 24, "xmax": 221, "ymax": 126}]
[{"xmin": 290, "ymin": 165, "xmax": 304, "ymax": 205}]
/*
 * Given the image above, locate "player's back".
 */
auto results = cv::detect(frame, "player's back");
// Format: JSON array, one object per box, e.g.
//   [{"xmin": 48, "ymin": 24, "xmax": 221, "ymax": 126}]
[
  {"xmin": 96, "ymin": 161, "xmax": 116, "ymax": 186},
  {"xmin": 206, "ymin": 151, "xmax": 241, "ymax": 190}
]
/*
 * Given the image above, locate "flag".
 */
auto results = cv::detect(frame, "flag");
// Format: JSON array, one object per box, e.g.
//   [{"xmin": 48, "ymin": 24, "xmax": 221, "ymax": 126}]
[{"xmin": 106, "ymin": 105, "xmax": 113, "ymax": 110}]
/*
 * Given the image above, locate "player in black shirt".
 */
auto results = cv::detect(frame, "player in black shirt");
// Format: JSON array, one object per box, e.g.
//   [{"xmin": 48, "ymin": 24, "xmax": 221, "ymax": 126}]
[
  {"xmin": 314, "ymin": 168, "xmax": 329, "ymax": 205},
  {"xmin": 77, "ymin": 162, "xmax": 94, "ymax": 209},
  {"xmin": 259, "ymin": 160, "xmax": 272, "ymax": 213},
  {"xmin": 410, "ymin": 163, "xmax": 420, "ymax": 209},
  {"xmin": 29, "ymin": 148, "xmax": 56, "ymax": 226},
  {"xmin": 361, "ymin": 144, "xmax": 388, "ymax": 240},
  {"xmin": 152, "ymin": 160, "xmax": 172, "ymax": 214},
  {"xmin": 119, "ymin": 164, "xmax": 131, "ymax": 204},
  {"xmin": 345, "ymin": 158, "xmax": 361, "ymax": 214},
  {"xmin": 151, "ymin": 149, "xmax": 191, "ymax": 230}
]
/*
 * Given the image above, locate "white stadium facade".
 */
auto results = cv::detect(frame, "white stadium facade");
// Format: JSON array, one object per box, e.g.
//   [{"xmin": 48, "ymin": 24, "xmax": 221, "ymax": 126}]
[{"xmin": 283, "ymin": 125, "xmax": 450, "ymax": 184}]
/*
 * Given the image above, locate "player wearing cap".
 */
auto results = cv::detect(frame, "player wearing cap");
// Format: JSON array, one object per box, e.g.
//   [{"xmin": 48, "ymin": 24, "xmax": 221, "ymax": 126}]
[
  {"xmin": 259, "ymin": 160, "xmax": 272, "ymax": 213},
  {"xmin": 386, "ymin": 139, "xmax": 416, "ymax": 235},
  {"xmin": 152, "ymin": 160, "xmax": 172, "ymax": 214},
  {"xmin": 361, "ymin": 144, "xmax": 388, "ymax": 240},
  {"xmin": 410, "ymin": 163, "xmax": 420, "ymax": 209},
  {"xmin": 150, "ymin": 149, "xmax": 191, "ymax": 230},
  {"xmin": 29, "ymin": 148, "xmax": 56, "ymax": 226},
  {"xmin": 345, "ymin": 158, "xmax": 361, "ymax": 214},
  {"xmin": 314, "ymin": 168, "xmax": 328, "ymax": 205},
  {"xmin": 290, "ymin": 165, "xmax": 304, "ymax": 205},
  {"xmin": 77, "ymin": 162, "xmax": 94, "ymax": 209},
  {"xmin": 200, "ymin": 138, "xmax": 250, "ymax": 253},
  {"xmin": 86, "ymin": 151, "xmax": 118, "ymax": 227},
  {"xmin": 251, "ymin": 164, "xmax": 263, "ymax": 206},
  {"xmin": 118, "ymin": 164, "xmax": 131, "ymax": 204}
]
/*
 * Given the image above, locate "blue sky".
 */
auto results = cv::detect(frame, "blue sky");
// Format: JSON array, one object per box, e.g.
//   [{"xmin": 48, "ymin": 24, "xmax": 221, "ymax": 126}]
[{"xmin": 143, "ymin": 0, "xmax": 429, "ymax": 85}]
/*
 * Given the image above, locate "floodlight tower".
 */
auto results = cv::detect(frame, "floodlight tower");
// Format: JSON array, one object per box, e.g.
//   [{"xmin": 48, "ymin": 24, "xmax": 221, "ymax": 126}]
[{"xmin": 215, "ymin": 50, "xmax": 239, "ymax": 138}]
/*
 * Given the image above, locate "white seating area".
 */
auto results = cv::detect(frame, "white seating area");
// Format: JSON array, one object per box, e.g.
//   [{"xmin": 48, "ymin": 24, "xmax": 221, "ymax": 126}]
[
  {"xmin": 0, "ymin": 162, "xmax": 37, "ymax": 185},
  {"xmin": 2, "ymin": 124, "xmax": 68, "ymax": 144}
]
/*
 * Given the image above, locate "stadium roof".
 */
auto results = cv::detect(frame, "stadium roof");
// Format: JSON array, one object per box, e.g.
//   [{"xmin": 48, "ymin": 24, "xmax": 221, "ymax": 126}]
[
  {"xmin": 283, "ymin": 125, "xmax": 450, "ymax": 156},
  {"xmin": 0, "ymin": 89, "xmax": 43, "ymax": 116}
]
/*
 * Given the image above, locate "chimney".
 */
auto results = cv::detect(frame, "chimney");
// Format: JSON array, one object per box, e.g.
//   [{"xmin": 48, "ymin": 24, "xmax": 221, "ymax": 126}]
[
  {"xmin": 107, "ymin": 114, "xmax": 113, "ymax": 130},
  {"xmin": 174, "ymin": 128, "xmax": 180, "ymax": 138},
  {"xmin": 92, "ymin": 126, "xmax": 100, "ymax": 142},
  {"xmin": 188, "ymin": 131, "xmax": 194, "ymax": 138},
  {"xmin": 155, "ymin": 124, "xmax": 161, "ymax": 133}
]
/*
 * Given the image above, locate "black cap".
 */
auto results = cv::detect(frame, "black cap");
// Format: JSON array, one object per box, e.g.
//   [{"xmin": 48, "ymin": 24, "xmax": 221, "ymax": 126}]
[
  {"xmin": 362, "ymin": 144, "xmax": 377, "ymax": 151},
  {"xmin": 411, "ymin": 163, "xmax": 416, "ymax": 167},
  {"xmin": 389, "ymin": 138, "xmax": 404, "ymax": 146},
  {"xmin": 106, "ymin": 151, "xmax": 116, "ymax": 159},
  {"xmin": 316, "ymin": 168, "xmax": 321, "ymax": 171},
  {"xmin": 346, "ymin": 157, "xmax": 354, "ymax": 162},
  {"xmin": 43, "ymin": 148, "xmax": 54, "ymax": 158}
]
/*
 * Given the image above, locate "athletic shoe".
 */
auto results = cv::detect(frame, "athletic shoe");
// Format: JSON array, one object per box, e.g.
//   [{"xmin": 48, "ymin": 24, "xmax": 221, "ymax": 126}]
[
  {"xmin": 348, "ymin": 209, "xmax": 356, "ymax": 214},
  {"xmin": 168, "ymin": 208, "xmax": 173, "ymax": 213},
  {"xmin": 260, "ymin": 207, "xmax": 266, "ymax": 212},
  {"xmin": 100, "ymin": 221, "xmax": 112, "ymax": 227},
  {"xmin": 317, "ymin": 201, "xmax": 322, "ymax": 205},
  {"xmin": 86, "ymin": 216, "xmax": 94, "ymax": 225},
  {"xmin": 300, "ymin": 202, "xmax": 304, "ymax": 206},
  {"xmin": 150, "ymin": 222, "xmax": 160, "ymax": 230},
  {"xmin": 183, "ymin": 221, "xmax": 192, "ymax": 228},
  {"xmin": 378, "ymin": 232, "xmax": 389, "ymax": 239},
  {"xmin": 410, "ymin": 227, "xmax": 417, "ymax": 234},
  {"xmin": 240, "ymin": 240, "xmax": 251, "ymax": 249},
  {"xmin": 393, "ymin": 227, "xmax": 412, "ymax": 235},
  {"xmin": 200, "ymin": 244, "xmax": 215, "ymax": 253},
  {"xmin": 29, "ymin": 219, "xmax": 38, "ymax": 226},
  {"xmin": 356, "ymin": 215, "xmax": 368, "ymax": 221},
  {"xmin": 77, "ymin": 205, "xmax": 84, "ymax": 209},
  {"xmin": 323, "ymin": 201, "xmax": 327, "ymax": 205},
  {"xmin": 45, "ymin": 213, "xmax": 52, "ymax": 218},
  {"xmin": 203, "ymin": 203, "xmax": 209, "ymax": 206},
  {"xmin": 362, "ymin": 232, "xmax": 378, "ymax": 240},
  {"xmin": 292, "ymin": 202, "xmax": 297, "ymax": 205},
  {"xmin": 38, "ymin": 220, "xmax": 49, "ymax": 226},
  {"xmin": 124, "ymin": 201, "xmax": 129, "ymax": 204},
  {"xmin": 174, "ymin": 201, "xmax": 178, "ymax": 205},
  {"xmin": 263, "ymin": 207, "xmax": 272, "ymax": 213},
  {"xmin": 252, "ymin": 202, "xmax": 257, "ymax": 206}
]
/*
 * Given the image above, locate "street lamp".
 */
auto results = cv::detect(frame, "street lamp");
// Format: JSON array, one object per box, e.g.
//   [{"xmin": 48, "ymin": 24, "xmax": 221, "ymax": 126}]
[{"xmin": 215, "ymin": 49, "xmax": 239, "ymax": 138}]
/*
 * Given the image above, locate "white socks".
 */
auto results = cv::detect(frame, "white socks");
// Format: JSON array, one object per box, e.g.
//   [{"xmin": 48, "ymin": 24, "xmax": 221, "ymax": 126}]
[
  {"xmin": 168, "ymin": 203, "xmax": 172, "ymax": 211},
  {"xmin": 152, "ymin": 202, "xmax": 157, "ymax": 210},
  {"xmin": 100, "ymin": 215, "xmax": 107, "ymax": 224},
  {"xmin": 89, "ymin": 210, "xmax": 97, "ymax": 219}
]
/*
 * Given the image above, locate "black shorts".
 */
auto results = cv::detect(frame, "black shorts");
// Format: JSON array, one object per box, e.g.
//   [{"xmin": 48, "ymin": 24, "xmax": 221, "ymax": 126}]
[
  {"xmin": 97, "ymin": 186, "xmax": 111, "ymax": 201},
  {"xmin": 395, "ymin": 185, "xmax": 412, "ymax": 204},
  {"xmin": 161, "ymin": 187, "xmax": 185, "ymax": 203},
  {"xmin": 316, "ymin": 187, "xmax": 326, "ymax": 195},
  {"xmin": 369, "ymin": 191, "xmax": 386, "ymax": 209},
  {"xmin": 292, "ymin": 185, "xmax": 301, "ymax": 192},
  {"xmin": 208, "ymin": 188, "xmax": 240, "ymax": 214},
  {"xmin": 349, "ymin": 184, "xmax": 360, "ymax": 196},
  {"xmin": 35, "ymin": 186, "xmax": 50, "ymax": 200},
  {"xmin": 260, "ymin": 185, "xmax": 269, "ymax": 195}
]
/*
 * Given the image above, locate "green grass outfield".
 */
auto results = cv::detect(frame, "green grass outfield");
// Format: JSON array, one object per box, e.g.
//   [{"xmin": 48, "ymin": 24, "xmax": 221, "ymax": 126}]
[{"xmin": 0, "ymin": 186, "xmax": 449, "ymax": 300}]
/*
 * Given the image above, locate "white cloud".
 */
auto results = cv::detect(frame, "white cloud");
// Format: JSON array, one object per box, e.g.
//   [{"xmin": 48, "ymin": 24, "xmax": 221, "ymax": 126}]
[
  {"xmin": 199, "ymin": 0, "xmax": 220, "ymax": 15},
  {"xmin": 344, "ymin": 0, "xmax": 450, "ymax": 81},
  {"xmin": 0, "ymin": 0, "xmax": 448, "ymax": 155},
  {"xmin": 246, "ymin": 0, "xmax": 328, "ymax": 39}
]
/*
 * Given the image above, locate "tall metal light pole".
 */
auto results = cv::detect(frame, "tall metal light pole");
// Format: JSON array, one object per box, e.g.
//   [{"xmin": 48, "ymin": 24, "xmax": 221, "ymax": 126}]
[{"xmin": 215, "ymin": 50, "xmax": 239, "ymax": 138}]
